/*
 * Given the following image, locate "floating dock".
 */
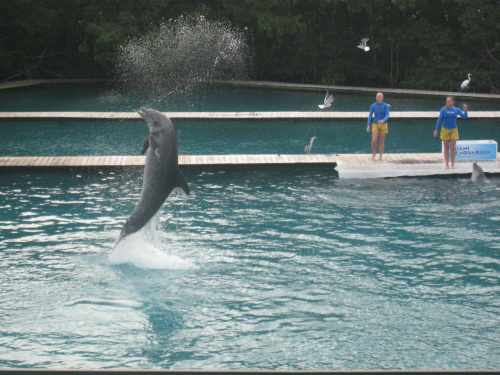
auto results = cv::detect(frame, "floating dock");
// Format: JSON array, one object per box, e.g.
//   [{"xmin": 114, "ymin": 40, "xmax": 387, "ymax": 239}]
[
  {"xmin": 0, "ymin": 111, "xmax": 499, "ymax": 122},
  {"xmin": 1, "ymin": 154, "xmax": 499, "ymax": 179}
]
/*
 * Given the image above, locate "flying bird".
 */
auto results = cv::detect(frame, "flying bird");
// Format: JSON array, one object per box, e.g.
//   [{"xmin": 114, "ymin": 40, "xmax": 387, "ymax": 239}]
[
  {"xmin": 318, "ymin": 91, "xmax": 334, "ymax": 109},
  {"xmin": 357, "ymin": 38, "xmax": 370, "ymax": 51},
  {"xmin": 461, "ymin": 73, "xmax": 471, "ymax": 90},
  {"xmin": 304, "ymin": 137, "xmax": 317, "ymax": 154}
]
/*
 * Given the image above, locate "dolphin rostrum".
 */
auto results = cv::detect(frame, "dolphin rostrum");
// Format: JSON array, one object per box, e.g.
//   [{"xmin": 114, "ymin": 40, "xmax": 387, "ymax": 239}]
[
  {"xmin": 471, "ymin": 161, "xmax": 486, "ymax": 182},
  {"xmin": 116, "ymin": 107, "xmax": 189, "ymax": 244}
]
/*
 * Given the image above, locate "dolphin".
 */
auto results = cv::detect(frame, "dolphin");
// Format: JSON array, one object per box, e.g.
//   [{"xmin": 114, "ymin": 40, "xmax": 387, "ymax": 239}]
[
  {"xmin": 116, "ymin": 107, "xmax": 189, "ymax": 244},
  {"xmin": 471, "ymin": 161, "xmax": 486, "ymax": 182}
]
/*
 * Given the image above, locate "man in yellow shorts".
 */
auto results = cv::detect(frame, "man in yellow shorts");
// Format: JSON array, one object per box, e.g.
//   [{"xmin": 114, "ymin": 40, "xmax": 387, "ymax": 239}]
[{"xmin": 366, "ymin": 93, "xmax": 390, "ymax": 160}]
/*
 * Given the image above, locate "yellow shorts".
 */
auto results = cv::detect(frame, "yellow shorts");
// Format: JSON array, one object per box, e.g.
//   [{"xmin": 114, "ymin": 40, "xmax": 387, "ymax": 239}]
[
  {"xmin": 440, "ymin": 127, "xmax": 459, "ymax": 140},
  {"xmin": 372, "ymin": 122, "xmax": 388, "ymax": 134}
]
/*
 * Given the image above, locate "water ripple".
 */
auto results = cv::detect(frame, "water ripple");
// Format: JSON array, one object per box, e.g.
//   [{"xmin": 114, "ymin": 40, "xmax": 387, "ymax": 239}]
[{"xmin": 0, "ymin": 170, "xmax": 499, "ymax": 369}]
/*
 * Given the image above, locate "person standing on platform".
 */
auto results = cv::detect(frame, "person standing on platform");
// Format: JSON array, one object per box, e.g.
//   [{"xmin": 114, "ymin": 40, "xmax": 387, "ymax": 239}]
[
  {"xmin": 367, "ymin": 92, "xmax": 390, "ymax": 161},
  {"xmin": 433, "ymin": 96, "xmax": 468, "ymax": 169}
]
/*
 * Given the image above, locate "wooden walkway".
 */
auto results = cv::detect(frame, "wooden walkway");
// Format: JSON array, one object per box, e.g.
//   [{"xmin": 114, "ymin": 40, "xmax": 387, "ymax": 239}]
[
  {"xmin": 3, "ymin": 78, "xmax": 500, "ymax": 100},
  {"xmin": 218, "ymin": 79, "xmax": 500, "ymax": 100},
  {"xmin": 0, "ymin": 79, "xmax": 110, "ymax": 90},
  {"xmin": 1, "ymin": 153, "xmax": 499, "ymax": 179},
  {"xmin": 0, "ymin": 154, "xmax": 337, "ymax": 168},
  {"xmin": 1, "ymin": 111, "xmax": 499, "ymax": 121}
]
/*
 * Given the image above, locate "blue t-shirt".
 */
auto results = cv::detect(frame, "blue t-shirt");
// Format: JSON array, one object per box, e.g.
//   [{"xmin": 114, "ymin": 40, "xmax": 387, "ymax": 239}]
[
  {"xmin": 435, "ymin": 107, "xmax": 468, "ymax": 131},
  {"xmin": 367, "ymin": 102, "xmax": 390, "ymax": 126}
]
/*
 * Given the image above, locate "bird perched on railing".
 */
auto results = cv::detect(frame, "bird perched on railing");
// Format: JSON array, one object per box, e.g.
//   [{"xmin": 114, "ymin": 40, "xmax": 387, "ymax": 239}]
[
  {"xmin": 304, "ymin": 137, "xmax": 317, "ymax": 154},
  {"xmin": 318, "ymin": 91, "xmax": 334, "ymax": 109}
]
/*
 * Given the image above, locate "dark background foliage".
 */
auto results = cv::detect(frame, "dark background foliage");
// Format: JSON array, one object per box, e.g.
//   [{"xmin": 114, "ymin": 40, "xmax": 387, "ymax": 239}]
[{"xmin": 0, "ymin": 0, "xmax": 498, "ymax": 92}]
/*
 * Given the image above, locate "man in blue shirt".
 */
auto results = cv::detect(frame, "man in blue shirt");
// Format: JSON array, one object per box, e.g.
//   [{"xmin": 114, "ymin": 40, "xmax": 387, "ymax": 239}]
[
  {"xmin": 433, "ymin": 96, "xmax": 468, "ymax": 169},
  {"xmin": 367, "ymin": 92, "xmax": 390, "ymax": 161}
]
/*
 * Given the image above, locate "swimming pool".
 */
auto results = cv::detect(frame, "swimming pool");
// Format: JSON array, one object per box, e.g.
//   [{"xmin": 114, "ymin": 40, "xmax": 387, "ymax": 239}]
[
  {"xmin": 1, "ymin": 119, "xmax": 498, "ymax": 157},
  {"xmin": 1, "ymin": 83, "xmax": 498, "ymax": 159},
  {"xmin": 1, "ymin": 83, "xmax": 499, "ymax": 112},
  {"xmin": 1, "ymin": 82, "xmax": 499, "ymax": 370},
  {"xmin": 1, "ymin": 168, "xmax": 499, "ymax": 370}
]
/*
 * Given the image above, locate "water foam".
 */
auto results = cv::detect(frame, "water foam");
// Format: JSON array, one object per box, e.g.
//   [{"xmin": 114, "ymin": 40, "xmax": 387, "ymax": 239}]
[
  {"xmin": 108, "ymin": 213, "xmax": 196, "ymax": 270},
  {"xmin": 109, "ymin": 232, "xmax": 196, "ymax": 270}
]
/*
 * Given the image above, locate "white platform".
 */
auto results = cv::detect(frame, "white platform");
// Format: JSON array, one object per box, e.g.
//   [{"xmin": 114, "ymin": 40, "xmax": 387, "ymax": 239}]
[{"xmin": 336, "ymin": 160, "xmax": 499, "ymax": 179}]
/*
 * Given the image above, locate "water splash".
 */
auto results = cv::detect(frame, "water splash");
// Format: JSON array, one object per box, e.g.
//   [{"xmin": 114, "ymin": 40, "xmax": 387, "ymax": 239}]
[
  {"xmin": 108, "ymin": 211, "xmax": 196, "ymax": 270},
  {"xmin": 116, "ymin": 15, "xmax": 251, "ymax": 96}
]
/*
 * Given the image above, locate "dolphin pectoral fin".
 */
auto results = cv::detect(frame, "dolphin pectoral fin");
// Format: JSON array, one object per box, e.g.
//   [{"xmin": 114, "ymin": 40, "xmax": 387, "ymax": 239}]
[
  {"xmin": 174, "ymin": 169, "xmax": 190, "ymax": 195},
  {"xmin": 149, "ymin": 135, "xmax": 160, "ymax": 157},
  {"xmin": 141, "ymin": 137, "xmax": 150, "ymax": 155}
]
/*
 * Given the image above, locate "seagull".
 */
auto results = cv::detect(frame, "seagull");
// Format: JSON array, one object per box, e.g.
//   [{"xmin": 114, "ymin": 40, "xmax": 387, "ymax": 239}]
[
  {"xmin": 304, "ymin": 137, "xmax": 317, "ymax": 154},
  {"xmin": 318, "ymin": 91, "xmax": 334, "ymax": 109},
  {"xmin": 461, "ymin": 73, "xmax": 471, "ymax": 90},
  {"xmin": 357, "ymin": 38, "xmax": 370, "ymax": 51}
]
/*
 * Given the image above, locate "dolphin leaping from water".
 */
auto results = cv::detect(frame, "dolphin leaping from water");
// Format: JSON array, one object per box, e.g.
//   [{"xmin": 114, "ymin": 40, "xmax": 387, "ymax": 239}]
[{"xmin": 116, "ymin": 107, "xmax": 189, "ymax": 245}]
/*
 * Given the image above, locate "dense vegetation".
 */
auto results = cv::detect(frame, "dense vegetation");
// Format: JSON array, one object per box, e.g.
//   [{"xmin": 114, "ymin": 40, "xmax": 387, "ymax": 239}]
[{"xmin": 1, "ymin": 0, "xmax": 498, "ymax": 92}]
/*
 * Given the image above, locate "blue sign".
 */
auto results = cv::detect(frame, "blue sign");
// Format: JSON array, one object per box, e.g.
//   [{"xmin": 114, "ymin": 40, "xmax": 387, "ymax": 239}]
[{"xmin": 444, "ymin": 140, "xmax": 498, "ymax": 160}]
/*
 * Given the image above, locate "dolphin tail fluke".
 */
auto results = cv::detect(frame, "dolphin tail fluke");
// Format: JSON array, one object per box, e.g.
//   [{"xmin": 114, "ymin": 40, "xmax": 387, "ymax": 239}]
[{"xmin": 175, "ymin": 169, "xmax": 190, "ymax": 195}]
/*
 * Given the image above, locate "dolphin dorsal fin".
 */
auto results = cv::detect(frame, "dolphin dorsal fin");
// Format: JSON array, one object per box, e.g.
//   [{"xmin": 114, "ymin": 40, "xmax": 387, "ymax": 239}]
[{"xmin": 174, "ymin": 169, "xmax": 190, "ymax": 195}]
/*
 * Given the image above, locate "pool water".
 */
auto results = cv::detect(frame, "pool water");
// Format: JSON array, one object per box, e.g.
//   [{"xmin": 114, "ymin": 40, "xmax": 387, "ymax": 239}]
[
  {"xmin": 1, "ymin": 120, "xmax": 499, "ymax": 157},
  {"xmin": 1, "ymin": 83, "xmax": 499, "ymax": 370},
  {"xmin": 1, "ymin": 83, "xmax": 499, "ymax": 112},
  {"xmin": 1, "ymin": 84, "xmax": 498, "ymax": 158},
  {"xmin": 1, "ymin": 168, "xmax": 499, "ymax": 370}
]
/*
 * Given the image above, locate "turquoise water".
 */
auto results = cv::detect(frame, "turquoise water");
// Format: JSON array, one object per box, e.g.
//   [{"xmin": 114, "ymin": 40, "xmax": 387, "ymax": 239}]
[
  {"xmin": 0, "ymin": 84, "xmax": 498, "ymax": 157},
  {"xmin": 0, "ymin": 168, "xmax": 499, "ymax": 370},
  {"xmin": 1, "ymin": 83, "xmax": 499, "ymax": 112},
  {"xmin": 1, "ymin": 84, "xmax": 499, "ymax": 370},
  {"xmin": 0, "ymin": 120, "xmax": 499, "ymax": 157}
]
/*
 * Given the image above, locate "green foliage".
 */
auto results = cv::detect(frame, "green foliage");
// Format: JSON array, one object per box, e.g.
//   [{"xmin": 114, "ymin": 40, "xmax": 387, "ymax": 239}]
[{"xmin": 0, "ymin": 0, "xmax": 498, "ymax": 92}]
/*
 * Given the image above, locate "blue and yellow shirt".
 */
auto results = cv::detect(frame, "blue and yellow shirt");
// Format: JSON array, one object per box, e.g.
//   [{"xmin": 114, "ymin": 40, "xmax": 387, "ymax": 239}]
[
  {"xmin": 367, "ymin": 102, "xmax": 390, "ymax": 126},
  {"xmin": 435, "ymin": 107, "xmax": 468, "ymax": 131}
]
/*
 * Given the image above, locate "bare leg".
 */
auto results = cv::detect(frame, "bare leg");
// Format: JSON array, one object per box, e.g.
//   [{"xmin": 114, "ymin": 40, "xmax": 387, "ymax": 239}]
[
  {"xmin": 450, "ymin": 139, "xmax": 457, "ymax": 169},
  {"xmin": 379, "ymin": 133, "xmax": 386, "ymax": 160},
  {"xmin": 371, "ymin": 131, "xmax": 379, "ymax": 160},
  {"xmin": 443, "ymin": 140, "xmax": 450, "ymax": 169}
]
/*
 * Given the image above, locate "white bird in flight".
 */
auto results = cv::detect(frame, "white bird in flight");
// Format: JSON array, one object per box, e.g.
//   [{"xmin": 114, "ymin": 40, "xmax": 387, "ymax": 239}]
[
  {"xmin": 304, "ymin": 137, "xmax": 317, "ymax": 154},
  {"xmin": 357, "ymin": 38, "xmax": 370, "ymax": 51},
  {"xmin": 318, "ymin": 91, "xmax": 334, "ymax": 109},
  {"xmin": 461, "ymin": 73, "xmax": 471, "ymax": 90}
]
